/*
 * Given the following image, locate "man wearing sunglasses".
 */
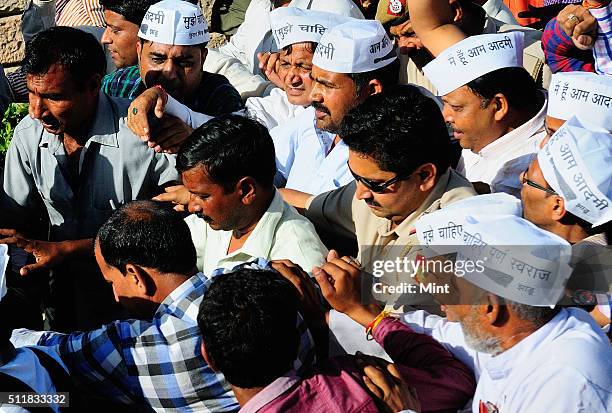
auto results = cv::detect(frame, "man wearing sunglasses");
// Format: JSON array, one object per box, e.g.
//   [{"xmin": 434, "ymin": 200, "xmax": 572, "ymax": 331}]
[
  {"xmin": 285, "ymin": 86, "xmax": 475, "ymax": 305},
  {"xmin": 521, "ymin": 115, "xmax": 612, "ymax": 334}
]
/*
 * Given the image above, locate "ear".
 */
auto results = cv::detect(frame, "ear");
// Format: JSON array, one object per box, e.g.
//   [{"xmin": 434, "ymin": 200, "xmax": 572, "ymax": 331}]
[
  {"xmin": 124, "ymin": 263, "xmax": 153, "ymax": 296},
  {"xmin": 550, "ymin": 195, "xmax": 567, "ymax": 222},
  {"xmin": 237, "ymin": 177, "xmax": 257, "ymax": 206},
  {"xmin": 492, "ymin": 93, "xmax": 510, "ymax": 122},
  {"xmin": 417, "ymin": 163, "xmax": 438, "ymax": 192},
  {"xmin": 449, "ymin": 0, "xmax": 463, "ymax": 23},
  {"xmin": 483, "ymin": 293, "xmax": 505, "ymax": 327},
  {"xmin": 201, "ymin": 341, "xmax": 219, "ymax": 372},
  {"xmin": 365, "ymin": 78, "xmax": 384, "ymax": 98},
  {"xmin": 136, "ymin": 41, "xmax": 143, "ymax": 63}
]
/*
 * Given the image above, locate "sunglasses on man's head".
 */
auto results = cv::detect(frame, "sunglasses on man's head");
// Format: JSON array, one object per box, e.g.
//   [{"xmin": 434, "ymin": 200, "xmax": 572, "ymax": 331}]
[{"xmin": 348, "ymin": 164, "xmax": 410, "ymax": 193}]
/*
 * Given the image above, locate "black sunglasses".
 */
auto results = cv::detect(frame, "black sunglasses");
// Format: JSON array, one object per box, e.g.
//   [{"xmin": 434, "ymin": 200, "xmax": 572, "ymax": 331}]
[
  {"xmin": 521, "ymin": 169, "xmax": 557, "ymax": 195},
  {"xmin": 348, "ymin": 164, "xmax": 410, "ymax": 193}
]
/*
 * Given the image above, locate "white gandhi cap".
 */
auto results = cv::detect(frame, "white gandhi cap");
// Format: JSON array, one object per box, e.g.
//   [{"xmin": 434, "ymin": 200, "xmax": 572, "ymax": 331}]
[
  {"xmin": 423, "ymin": 32, "xmax": 524, "ymax": 96},
  {"xmin": 138, "ymin": 0, "xmax": 210, "ymax": 46},
  {"xmin": 415, "ymin": 196, "xmax": 572, "ymax": 307},
  {"xmin": 312, "ymin": 19, "xmax": 396, "ymax": 74},
  {"xmin": 538, "ymin": 116, "xmax": 612, "ymax": 228}
]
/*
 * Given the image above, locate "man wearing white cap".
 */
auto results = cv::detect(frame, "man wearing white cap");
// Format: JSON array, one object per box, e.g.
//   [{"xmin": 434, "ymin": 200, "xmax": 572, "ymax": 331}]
[
  {"xmin": 408, "ymin": 0, "xmax": 547, "ymax": 198},
  {"xmin": 271, "ymin": 18, "xmax": 400, "ymax": 196},
  {"xmin": 521, "ymin": 116, "xmax": 612, "ymax": 332},
  {"xmin": 322, "ymin": 196, "xmax": 612, "ymax": 412},
  {"xmin": 245, "ymin": 7, "xmax": 351, "ymax": 130},
  {"xmin": 0, "ymin": 245, "xmax": 71, "ymax": 412},
  {"xmin": 102, "ymin": 0, "xmax": 243, "ymax": 117}
]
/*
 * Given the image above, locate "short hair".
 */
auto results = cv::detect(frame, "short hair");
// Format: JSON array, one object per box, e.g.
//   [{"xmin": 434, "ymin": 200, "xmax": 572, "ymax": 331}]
[
  {"xmin": 96, "ymin": 200, "xmax": 196, "ymax": 274},
  {"xmin": 505, "ymin": 299, "xmax": 560, "ymax": 328},
  {"xmin": 23, "ymin": 26, "xmax": 106, "ymax": 88},
  {"xmin": 466, "ymin": 67, "xmax": 540, "ymax": 112},
  {"xmin": 197, "ymin": 268, "xmax": 300, "ymax": 388},
  {"xmin": 340, "ymin": 85, "xmax": 452, "ymax": 177},
  {"xmin": 176, "ymin": 115, "xmax": 276, "ymax": 191},
  {"xmin": 99, "ymin": 0, "xmax": 161, "ymax": 25},
  {"xmin": 348, "ymin": 55, "xmax": 400, "ymax": 93}
]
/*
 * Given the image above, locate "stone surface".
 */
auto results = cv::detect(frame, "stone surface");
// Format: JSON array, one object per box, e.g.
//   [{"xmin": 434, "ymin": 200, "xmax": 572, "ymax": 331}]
[
  {"xmin": 0, "ymin": 14, "xmax": 25, "ymax": 66},
  {"xmin": 0, "ymin": 0, "xmax": 25, "ymax": 18}
]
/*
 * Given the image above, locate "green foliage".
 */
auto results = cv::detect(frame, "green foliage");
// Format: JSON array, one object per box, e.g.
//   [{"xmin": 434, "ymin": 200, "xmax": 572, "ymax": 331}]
[{"xmin": 1, "ymin": 103, "xmax": 29, "ymax": 155}]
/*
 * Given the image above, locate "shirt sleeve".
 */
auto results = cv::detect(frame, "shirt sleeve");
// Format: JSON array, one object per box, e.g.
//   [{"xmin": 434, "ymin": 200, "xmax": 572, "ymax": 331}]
[
  {"xmin": 590, "ymin": 2, "xmax": 612, "ymax": 75},
  {"xmin": 542, "ymin": 18, "xmax": 596, "ymax": 73},
  {"xmin": 164, "ymin": 94, "xmax": 213, "ymax": 129},
  {"xmin": 198, "ymin": 73, "xmax": 244, "ymax": 117},
  {"xmin": 372, "ymin": 317, "xmax": 476, "ymax": 412},
  {"xmin": 305, "ymin": 181, "xmax": 357, "ymax": 240}
]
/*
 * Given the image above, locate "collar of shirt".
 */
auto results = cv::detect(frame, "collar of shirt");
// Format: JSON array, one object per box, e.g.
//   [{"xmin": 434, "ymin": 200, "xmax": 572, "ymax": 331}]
[
  {"xmin": 476, "ymin": 92, "xmax": 547, "ymax": 160},
  {"xmin": 238, "ymin": 369, "xmax": 301, "ymax": 413},
  {"xmin": 154, "ymin": 272, "xmax": 206, "ymax": 319},
  {"xmin": 38, "ymin": 92, "xmax": 120, "ymax": 153}
]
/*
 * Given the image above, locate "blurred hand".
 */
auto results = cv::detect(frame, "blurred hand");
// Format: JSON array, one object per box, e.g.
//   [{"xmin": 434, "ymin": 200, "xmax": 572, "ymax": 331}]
[
  {"xmin": 558, "ymin": 5, "xmax": 597, "ymax": 50},
  {"xmin": 152, "ymin": 185, "xmax": 191, "ymax": 211},
  {"xmin": 0, "ymin": 229, "xmax": 65, "ymax": 275},
  {"xmin": 146, "ymin": 115, "xmax": 194, "ymax": 154},
  {"xmin": 257, "ymin": 51, "xmax": 285, "ymax": 89}
]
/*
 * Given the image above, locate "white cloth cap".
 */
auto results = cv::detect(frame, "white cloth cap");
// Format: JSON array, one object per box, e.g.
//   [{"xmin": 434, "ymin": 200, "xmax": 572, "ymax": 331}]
[
  {"xmin": 538, "ymin": 116, "xmax": 612, "ymax": 227},
  {"xmin": 415, "ymin": 202, "xmax": 572, "ymax": 307},
  {"xmin": 270, "ymin": 8, "xmax": 353, "ymax": 50},
  {"xmin": 138, "ymin": 0, "xmax": 210, "ymax": 46},
  {"xmin": 0, "ymin": 245, "xmax": 8, "ymax": 302},
  {"xmin": 423, "ymin": 32, "xmax": 524, "ymax": 96},
  {"xmin": 547, "ymin": 72, "xmax": 612, "ymax": 132},
  {"xmin": 312, "ymin": 19, "xmax": 396, "ymax": 74},
  {"xmin": 289, "ymin": 0, "xmax": 365, "ymax": 19}
]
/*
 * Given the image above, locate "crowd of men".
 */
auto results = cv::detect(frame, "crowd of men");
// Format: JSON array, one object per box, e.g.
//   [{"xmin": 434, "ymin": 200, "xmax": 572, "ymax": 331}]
[{"xmin": 0, "ymin": 0, "xmax": 611, "ymax": 411}]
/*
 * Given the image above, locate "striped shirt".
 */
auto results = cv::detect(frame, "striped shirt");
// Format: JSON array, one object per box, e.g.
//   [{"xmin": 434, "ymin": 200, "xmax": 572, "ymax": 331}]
[
  {"xmin": 542, "ymin": 17, "xmax": 595, "ymax": 73},
  {"xmin": 590, "ymin": 2, "xmax": 612, "ymax": 74},
  {"xmin": 56, "ymin": 0, "xmax": 105, "ymax": 27}
]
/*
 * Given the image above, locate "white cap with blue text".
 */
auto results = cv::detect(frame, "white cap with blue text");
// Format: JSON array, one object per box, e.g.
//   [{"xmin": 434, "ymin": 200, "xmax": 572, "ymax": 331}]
[
  {"xmin": 312, "ymin": 19, "xmax": 396, "ymax": 74},
  {"xmin": 538, "ymin": 116, "xmax": 612, "ymax": 227},
  {"xmin": 423, "ymin": 32, "xmax": 524, "ymax": 96},
  {"xmin": 289, "ymin": 0, "xmax": 365, "ymax": 19},
  {"xmin": 270, "ymin": 7, "xmax": 354, "ymax": 50},
  {"xmin": 415, "ymin": 196, "xmax": 572, "ymax": 307},
  {"xmin": 138, "ymin": 0, "xmax": 210, "ymax": 46},
  {"xmin": 547, "ymin": 72, "xmax": 612, "ymax": 132}
]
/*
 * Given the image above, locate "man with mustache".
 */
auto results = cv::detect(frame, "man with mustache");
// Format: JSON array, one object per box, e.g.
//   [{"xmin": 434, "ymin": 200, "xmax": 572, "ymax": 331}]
[
  {"xmin": 0, "ymin": 27, "xmax": 179, "ymax": 332},
  {"xmin": 271, "ymin": 19, "xmax": 401, "ymax": 196},
  {"xmin": 102, "ymin": 0, "xmax": 243, "ymax": 117},
  {"xmin": 177, "ymin": 114, "xmax": 327, "ymax": 275}
]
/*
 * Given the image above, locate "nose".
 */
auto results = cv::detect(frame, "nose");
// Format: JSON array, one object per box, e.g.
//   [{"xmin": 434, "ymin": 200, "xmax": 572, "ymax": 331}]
[
  {"xmin": 442, "ymin": 103, "xmax": 453, "ymax": 124},
  {"xmin": 187, "ymin": 195, "xmax": 202, "ymax": 214},
  {"xmin": 101, "ymin": 26, "xmax": 112, "ymax": 45},
  {"xmin": 354, "ymin": 181, "xmax": 373, "ymax": 202},
  {"xmin": 161, "ymin": 59, "xmax": 179, "ymax": 81},
  {"xmin": 309, "ymin": 82, "xmax": 323, "ymax": 103},
  {"xmin": 29, "ymin": 94, "xmax": 46, "ymax": 120},
  {"xmin": 286, "ymin": 67, "xmax": 302, "ymax": 87}
]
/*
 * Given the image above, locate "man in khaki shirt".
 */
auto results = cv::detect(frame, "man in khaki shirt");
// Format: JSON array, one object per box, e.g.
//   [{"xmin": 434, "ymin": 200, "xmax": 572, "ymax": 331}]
[{"xmin": 282, "ymin": 85, "xmax": 475, "ymax": 306}]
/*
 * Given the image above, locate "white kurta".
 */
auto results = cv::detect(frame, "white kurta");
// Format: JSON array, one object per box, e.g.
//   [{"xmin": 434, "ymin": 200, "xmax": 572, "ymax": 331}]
[
  {"xmin": 246, "ymin": 88, "xmax": 308, "ymax": 130},
  {"xmin": 270, "ymin": 106, "xmax": 353, "ymax": 195},
  {"xmin": 330, "ymin": 307, "xmax": 612, "ymax": 412},
  {"xmin": 482, "ymin": 0, "xmax": 518, "ymax": 25},
  {"xmin": 457, "ymin": 95, "xmax": 547, "ymax": 198}
]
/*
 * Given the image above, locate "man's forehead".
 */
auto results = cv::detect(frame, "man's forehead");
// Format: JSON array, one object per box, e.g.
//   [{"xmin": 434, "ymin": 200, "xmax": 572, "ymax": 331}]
[
  {"xmin": 311, "ymin": 65, "xmax": 352, "ymax": 84},
  {"xmin": 145, "ymin": 42, "xmax": 201, "ymax": 57}
]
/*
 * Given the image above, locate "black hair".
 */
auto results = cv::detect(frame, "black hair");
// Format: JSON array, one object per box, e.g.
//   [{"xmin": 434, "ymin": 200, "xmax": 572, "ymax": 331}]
[
  {"xmin": 466, "ymin": 67, "xmax": 540, "ymax": 113},
  {"xmin": 23, "ymin": 26, "xmax": 106, "ymax": 89},
  {"xmin": 96, "ymin": 200, "xmax": 196, "ymax": 274},
  {"xmin": 197, "ymin": 268, "xmax": 300, "ymax": 388},
  {"xmin": 348, "ymin": 53, "xmax": 400, "ymax": 93},
  {"xmin": 456, "ymin": 0, "xmax": 487, "ymax": 37},
  {"xmin": 340, "ymin": 84, "xmax": 452, "ymax": 177},
  {"xmin": 99, "ymin": 0, "xmax": 163, "ymax": 25},
  {"xmin": 176, "ymin": 114, "xmax": 276, "ymax": 192}
]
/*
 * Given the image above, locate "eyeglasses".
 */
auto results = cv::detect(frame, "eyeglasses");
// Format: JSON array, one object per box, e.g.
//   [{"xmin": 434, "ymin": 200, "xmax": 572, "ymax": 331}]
[
  {"xmin": 521, "ymin": 170, "xmax": 557, "ymax": 195},
  {"xmin": 348, "ymin": 164, "xmax": 409, "ymax": 193}
]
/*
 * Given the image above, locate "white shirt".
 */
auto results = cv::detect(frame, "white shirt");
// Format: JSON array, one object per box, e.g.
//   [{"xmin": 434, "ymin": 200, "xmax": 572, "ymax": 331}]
[
  {"xmin": 457, "ymin": 94, "xmax": 547, "ymax": 198},
  {"xmin": 330, "ymin": 307, "xmax": 612, "ymax": 412},
  {"xmin": 217, "ymin": 0, "xmax": 276, "ymax": 76},
  {"xmin": 270, "ymin": 106, "xmax": 353, "ymax": 195},
  {"xmin": 184, "ymin": 190, "xmax": 327, "ymax": 275},
  {"xmin": 0, "ymin": 346, "xmax": 68, "ymax": 413},
  {"xmin": 482, "ymin": 0, "xmax": 518, "ymax": 25},
  {"xmin": 246, "ymin": 88, "xmax": 308, "ymax": 130}
]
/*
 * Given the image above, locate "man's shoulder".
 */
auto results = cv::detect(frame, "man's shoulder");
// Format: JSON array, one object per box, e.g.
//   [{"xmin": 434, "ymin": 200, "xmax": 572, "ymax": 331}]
[
  {"xmin": 102, "ymin": 66, "xmax": 142, "ymax": 98},
  {"xmin": 438, "ymin": 170, "xmax": 477, "ymax": 208},
  {"xmin": 10, "ymin": 116, "xmax": 44, "ymax": 152}
]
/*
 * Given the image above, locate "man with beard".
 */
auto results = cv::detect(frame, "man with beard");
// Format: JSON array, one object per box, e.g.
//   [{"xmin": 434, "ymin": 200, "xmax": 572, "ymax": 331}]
[
  {"xmin": 321, "ymin": 196, "xmax": 612, "ymax": 412},
  {"xmin": 270, "ymin": 19, "xmax": 400, "ymax": 195},
  {"xmin": 0, "ymin": 27, "xmax": 178, "ymax": 331},
  {"xmin": 102, "ymin": 0, "xmax": 243, "ymax": 117},
  {"xmin": 177, "ymin": 114, "xmax": 327, "ymax": 275}
]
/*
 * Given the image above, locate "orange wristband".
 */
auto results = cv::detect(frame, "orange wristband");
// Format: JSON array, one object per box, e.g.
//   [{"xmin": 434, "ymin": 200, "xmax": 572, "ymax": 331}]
[{"xmin": 365, "ymin": 310, "xmax": 393, "ymax": 341}]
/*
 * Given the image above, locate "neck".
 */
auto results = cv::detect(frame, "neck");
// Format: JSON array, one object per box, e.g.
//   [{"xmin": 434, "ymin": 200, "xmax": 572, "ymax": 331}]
[
  {"xmin": 232, "ymin": 189, "xmax": 275, "ymax": 239},
  {"xmin": 545, "ymin": 222, "xmax": 590, "ymax": 245},
  {"xmin": 232, "ymin": 385, "xmax": 266, "ymax": 407},
  {"xmin": 151, "ymin": 272, "xmax": 192, "ymax": 304},
  {"xmin": 497, "ymin": 312, "xmax": 557, "ymax": 353}
]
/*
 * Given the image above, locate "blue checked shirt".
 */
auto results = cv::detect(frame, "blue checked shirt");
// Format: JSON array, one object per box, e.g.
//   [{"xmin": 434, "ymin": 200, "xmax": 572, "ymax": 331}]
[{"xmin": 11, "ymin": 259, "xmax": 315, "ymax": 412}]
